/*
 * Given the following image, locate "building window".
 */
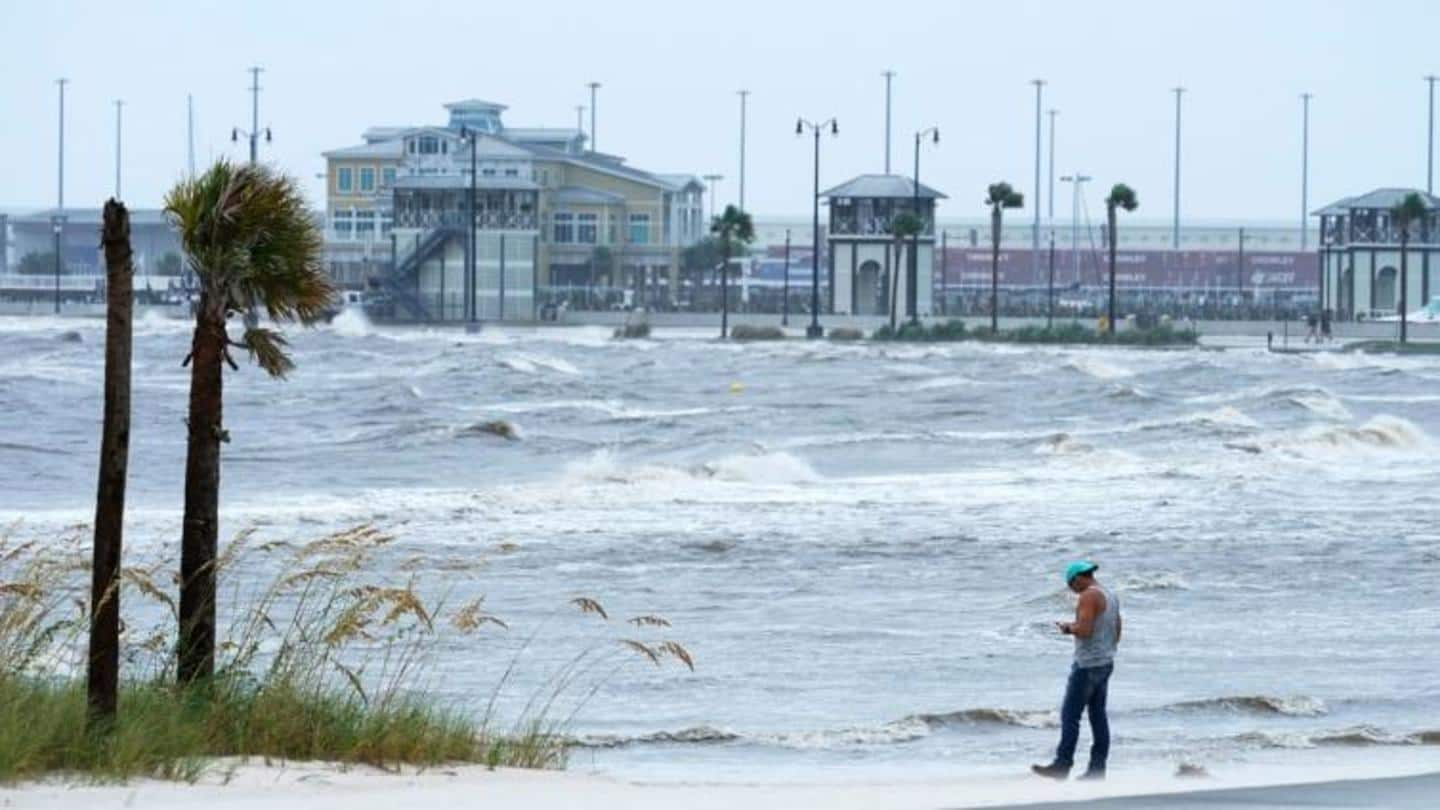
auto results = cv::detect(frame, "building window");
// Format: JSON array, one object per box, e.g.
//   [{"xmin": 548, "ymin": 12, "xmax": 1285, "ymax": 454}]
[
  {"xmin": 382, "ymin": 167, "xmax": 396, "ymax": 188},
  {"xmin": 577, "ymin": 213, "xmax": 598, "ymax": 244},
  {"xmin": 628, "ymin": 213, "xmax": 651, "ymax": 245},
  {"xmin": 553, "ymin": 212, "xmax": 575, "ymax": 244},
  {"xmin": 504, "ymin": 167, "xmax": 519, "ymax": 177},
  {"xmin": 419, "ymin": 136, "xmax": 440, "ymax": 155},
  {"xmin": 379, "ymin": 211, "xmax": 393, "ymax": 237},
  {"xmin": 333, "ymin": 209, "xmax": 354, "ymax": 239},
  {"xmin": 407, "ymin": 140, "xmax": 417, "ymax": 154},
  {"xmin": 355, "ymin": 210, "xmax": 376, "ymax": 239},
  {"xmin": 359, "ymin": 167, "xmax": 375, "ymax": 192},
  {"xmin": 482, "ymin": 168, "xmax": 497, "ymax": 177},
  {"xmin": 337, "ymin": 167, "xmax": 353, "ymax": 193}
]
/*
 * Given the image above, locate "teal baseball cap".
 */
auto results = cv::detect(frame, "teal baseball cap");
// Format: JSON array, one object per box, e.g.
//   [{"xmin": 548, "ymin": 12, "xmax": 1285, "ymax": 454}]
[{"xmin": 1065, "ymin": 560, "xmax": 1099, "ymax": 584}]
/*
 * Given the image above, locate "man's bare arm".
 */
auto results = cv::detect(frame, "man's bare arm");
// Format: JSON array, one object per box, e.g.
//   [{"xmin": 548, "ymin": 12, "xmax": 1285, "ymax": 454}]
[{"xmin": 1061, "ymin": 589, "xmax": 1104, "ymax": 638}]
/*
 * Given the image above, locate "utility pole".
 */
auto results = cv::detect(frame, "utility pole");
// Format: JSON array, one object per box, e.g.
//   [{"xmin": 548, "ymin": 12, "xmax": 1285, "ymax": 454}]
[
  {"xmin": 738, "ymin": 89, "xmax": 749, "ymax": 210},
  {"xmin": 882, "ymin": 70, "xmax": 895, "ymax": 174},
  {"xmin": 187, "ymin": 94, "xmax": 196, "ymax": 177},
  {"xmin": 248, "ymin": 67, "xmax": 262, "ymax": 164},
  {"xmin": 1031, "ymin": 79, "xmax": 1044, "ymax": 281},
  {"xmin": 587, "ymin": 82, "xmax": 601, "ymax": 153},
  {"xmin": 1426, "ymin": 75, "xmax": 1436, "ymax": 194},
  {"xmin": 55, "ymin": 78, "xmax": 68, "ymax": 315},
  {"xmin": 1048, "ymin": 109, "xmax": 1057, "ymax": 329},
  {"xmin": 1301, "ymin": 93, "xmax": 1312, "ymax": 251},
  {"xmin": 114, "ymin": 100, "xmax": 124, "ymax": 199},
  {"xmin": 1172, "ymin": 87, "xmax": 1185, "ymax": 250},
  {"xmin": 1060, "ymin": 174, "xmax": 1091, "ymax": 286}
]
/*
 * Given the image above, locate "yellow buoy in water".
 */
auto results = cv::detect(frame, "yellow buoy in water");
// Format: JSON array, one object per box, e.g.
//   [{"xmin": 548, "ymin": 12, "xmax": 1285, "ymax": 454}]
[{"xmin": 729, "ymin": 382, "xmax": 745, "ymax": 394}]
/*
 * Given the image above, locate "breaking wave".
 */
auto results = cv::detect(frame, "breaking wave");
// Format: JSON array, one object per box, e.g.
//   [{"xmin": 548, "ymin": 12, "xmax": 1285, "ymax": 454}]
[
  {"xmin": 563, "ymin": 450, "xmax": 819, "ymax": 486},
  {"xmin": 1163, "ymin": 695, "xmax": 1327, "ymax": 717},
  {"xmin": 497, "ymin": 352, "xmax": 580, "ymax": 375},
  {"xmin": 1233, "ymin": 726, "xmax": 1440, "ymax": 750},
  {"xmin": 1065, "ymin": 356, "xmax": 1134, "ymax": 380},
  {"xmin": 1229, "ymin": 416, "xmax": 1430, "ymax": 457}
]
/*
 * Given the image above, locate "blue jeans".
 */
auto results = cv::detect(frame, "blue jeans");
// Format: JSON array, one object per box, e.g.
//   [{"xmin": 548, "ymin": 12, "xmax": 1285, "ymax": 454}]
[{"xmin": 1054, "ymin": 662, "xmax": 1113, "ymax": 773}]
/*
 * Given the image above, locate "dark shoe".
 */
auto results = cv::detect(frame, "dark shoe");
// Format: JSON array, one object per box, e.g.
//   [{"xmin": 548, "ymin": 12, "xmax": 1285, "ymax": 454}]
[
  {"xmin": 1076, "ymin": 769, "xmax": 1106, "ymax": 781},
  {"xmin": 1031, "ymin": 762, "xmax": 1070, "ymax": 780}
]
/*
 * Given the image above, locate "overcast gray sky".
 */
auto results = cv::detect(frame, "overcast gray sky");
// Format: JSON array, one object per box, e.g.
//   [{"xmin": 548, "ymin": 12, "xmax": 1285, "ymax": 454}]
[{"xmin": 3, "ymin": 0, "xmax": 1437, "ymax": 224}]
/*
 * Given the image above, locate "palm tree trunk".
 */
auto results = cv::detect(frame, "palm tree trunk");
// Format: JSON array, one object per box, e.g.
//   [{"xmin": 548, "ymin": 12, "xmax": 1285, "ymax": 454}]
[
  {"xmin": 88, "ymin": 201, "xmax": 134, "ymax": 726},
  {"xmin": 720, "ymin": 240, "xmax": 731, "ymax": 339},
  {"xmin": 990, "ymin": 207, "xmax": 1001, "ymax": 333},
  {"xmin": 1400, "ymin": 233, "xmax": 1409, "ymax": 345},
  {"xmin": 178, "ymin": 294, "xmax": 226, "ymax": 685},
  {"xmin": 890, "ymin": 239, "xmax": 901, "ymax": 331},
  {"xmin": 1107, "ymin": 205, "xmax": 1118, "ymax": 336}
]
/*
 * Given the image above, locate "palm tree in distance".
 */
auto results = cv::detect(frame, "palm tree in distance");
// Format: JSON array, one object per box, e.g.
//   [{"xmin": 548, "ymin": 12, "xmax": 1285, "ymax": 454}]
[
  {"xmin": 1391, "ymin": 192, "xmax": 1429, "ymax": 345},
  {"xmin": 711, "ymin": 205, "xmax": 755, "ymax": 339},
  {"xmin": 985, "ymin": 183, "xmax": 1024, "ymax": 333},
  {"xmin": 888, "ymin": 211, "xmax": 923, "ymax": 332},
  {"xmin": 1104, "ymin": 184, "xmax": 1139, "ymax": 335},
  {"xmin": 164, "ymin": 160, "xmax": 333, "ymax": 685}
]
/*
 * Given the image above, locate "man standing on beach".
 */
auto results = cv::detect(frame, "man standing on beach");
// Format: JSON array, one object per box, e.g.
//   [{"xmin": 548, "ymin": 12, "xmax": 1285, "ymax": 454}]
[{"xmin": 1033, "ymin": 561, "xmax": 1121, "ymax": 781}]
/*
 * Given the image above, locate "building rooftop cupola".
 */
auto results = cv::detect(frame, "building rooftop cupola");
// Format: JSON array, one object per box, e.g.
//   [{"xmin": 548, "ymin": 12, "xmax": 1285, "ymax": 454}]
[{"xmin": 444, "ymin": 99, "xmax": 508, "ymax": 134}]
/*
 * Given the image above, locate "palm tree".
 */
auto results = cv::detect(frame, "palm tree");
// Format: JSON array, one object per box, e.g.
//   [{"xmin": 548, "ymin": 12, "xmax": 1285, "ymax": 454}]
[
  {"xmin": 888, "ymin": 211, "xmax": 923, "ymax": 332},
  {"xmin": 1104, "ymin": 184, "xmax": 1139, "ymax": 335},
  {"xmin": 1391, "ymin": 192, "xmax": 1428, "ymax": 345},
  {"xmin": 711, "ymin": 205, "xmax": 754, "ymax": 339},
  {"xmin": 164, "ymin": 160, "xmax": 332, "ymax": 685},
  {"xmin": 88, "ymin": 200, "xmax": 134, "ymax": 727},
  {"xmin": 985, "ymin": 183, "xmax": 1024, "ymax": 333}
]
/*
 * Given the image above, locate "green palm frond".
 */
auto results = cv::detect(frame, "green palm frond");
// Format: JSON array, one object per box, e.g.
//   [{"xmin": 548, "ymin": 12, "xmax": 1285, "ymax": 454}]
[
  {"xmin": 710, "ymin": 205, "xmax": 756, "ymax": 252},
  {"xmin": 240, "ymin": 327, "xmax": 295, "ymax": 379},
  {"xmin": 986, "ymin": 182, "xmax": 1023, "ymax": 210},
  {"xmin": 890, "ymin": 211, "xmax": 924, "ymax": 238},
  {"xmin": 1392, "ymin": 192, "xmax": 1428, "ymax": 232},
  {"xmin": 165, "ymin": 160, "xmax": 333, "ymax": 324},
  {"xmin": 1106, "ymin": 183, "xmax": 1139, "ymax": 212}
]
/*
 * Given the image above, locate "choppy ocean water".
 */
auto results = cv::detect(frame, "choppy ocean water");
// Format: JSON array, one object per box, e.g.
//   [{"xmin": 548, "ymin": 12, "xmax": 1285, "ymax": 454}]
[{"xmin": 2, "ymin": 311, "xmax": 1438, "ymax": 782}]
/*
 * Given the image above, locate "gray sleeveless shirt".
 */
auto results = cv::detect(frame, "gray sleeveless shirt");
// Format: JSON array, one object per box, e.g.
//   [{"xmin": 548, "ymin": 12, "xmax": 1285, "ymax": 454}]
[{"xmin": 1074, "ymin": 584, "xmax": 1120, "ymax": 667}]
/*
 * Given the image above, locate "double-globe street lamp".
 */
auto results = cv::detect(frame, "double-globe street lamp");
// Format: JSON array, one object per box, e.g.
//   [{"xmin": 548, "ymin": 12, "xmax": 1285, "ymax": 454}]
[
  {"xmin": 796, "ymin": 117, "xmax": 838, "ymax": 338},
  {"xmin": 910, "ymin": 127, "xmax": 939, "ymax": 325}
]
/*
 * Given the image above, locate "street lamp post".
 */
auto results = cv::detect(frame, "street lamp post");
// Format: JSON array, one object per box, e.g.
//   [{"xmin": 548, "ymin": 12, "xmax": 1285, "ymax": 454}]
[
  {"xmin": 114, "ymin": 100, "xmax": 124, "ymax": 199},
  {"xmin": 230, "ymin": 67, "xmax": 270, "ymax": 165},
  {"xmin": 797, "ymin": 117, "xmax": 838, "ymax": 339},
  {"xmin": 782, "ymin": 228, "xmax": 791, "ymax": 326},
  {"xmin": 1301, "ymin": 93, "xmax": 1312, "ymax": 251},
  {"xmin": 1031, "ymin": 79, "xmax": 1044, "ymax": 281},
  {"xmin": 460, "ymin": 126, "xmax": 480, "ymax": 328},
  {"xmin": 587, "ymin": 82, "xmax": 601, "ymax": 153},
  {"xmin": 55, "ymin": 77, "xmax": 68, "ymax": 315},
  {"xmin": 1060, "ymin": 174, "xmax": 1091, "ymax": 289},
  {"xmin": 911, "ymin": 127, "xmax": 939, "ymax": 324},
  {"xmin": 1047, "ymin": 108, "xmax": 1057, "ymax": 329},
  {"xmin": 1172, "ymin": 87, "xmax": 1185, "ymax": 251},
  {"xmin": 882, "ymin": 70, "xmax": 895, "ymax": 173},
  {"xmin": 738, "ymin": 90, "xmax": 749, "ymax": 211},
  {"xmin": 702, "ymin": 174, "xmax": 723, "ymax": 224},
  {"xmin": 1426, "ymin": 75, "xmax": 1437, "ymax": 194}
]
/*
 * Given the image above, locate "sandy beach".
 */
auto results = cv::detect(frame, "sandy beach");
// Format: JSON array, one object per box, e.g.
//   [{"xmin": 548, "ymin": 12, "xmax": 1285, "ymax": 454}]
[{"xmin": 9, "ymin": 750, "xmax": 1440, "ymax": 810}]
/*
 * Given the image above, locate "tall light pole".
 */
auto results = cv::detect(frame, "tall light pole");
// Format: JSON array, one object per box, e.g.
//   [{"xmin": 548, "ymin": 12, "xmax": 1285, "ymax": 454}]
[
  {"xmin": 1060, "ymin": 174, "xmax": 1091, "ymax": 286},
  {"xmin": 114, "ymin": 100, "xmax": 124, "ymax": 199},
  {"xmin": 1031, "ymin": 79, "xmax": 1044, "ymax": 280},
  {"xmin": 738, "ymin": 89, "xmax": 749, "ymax": 210},
  {"xmin": 587, "ymin": 82, "xmax": 601, "ymax": 153},
  {"xmin": 231, "ymin": 67, "xmax": 271, "ymax": 165},
  {"xmin": 1172, "ymin": 86, "xmax": 1185, "ymax": 251},
  {"xmin": 460, "ymin": 127, "xmax": 480, "ymax": 328},
  {"xmin": 576, "ymin": 105, "xmax": 585, "ymax": 137},
  {"xmin": 882, "ymin": 70, "xmax": 895, "ymax": 174},
  {"xmin": 1047, "ymin": 109, "xmax": 1058, "ymax": 328},
  {"xmin": 702, "ymin": 174, "xmax": 724, "ymax": 221},
  {"xmin": 797, "ymin": 117, "xmax": 838, "ymax": 338},
  {"xmin": 1301, "ymin": 93, "xmax": 1312, "ymax": 251},
  {"xmin": 187, "ymin": 94, "xmax": 196, "ymax": 178},
  {"xmin": 1426, "ymin": 75, "xmax": 1436, "ymax": 194},
  {"xmin": 55, "ymin": 78, "xmax": 68, "ymax": 315},
  {"xmin": 911, "ymin": 127, "xmax": 939, "ymax": 324}
]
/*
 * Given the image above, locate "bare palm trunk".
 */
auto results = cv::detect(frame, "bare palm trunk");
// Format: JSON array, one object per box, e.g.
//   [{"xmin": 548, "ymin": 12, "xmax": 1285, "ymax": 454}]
[
  {"xmin": 889, "ymin": 239, "xmax": 902, "ymax": 331},
  {"xmin": 721, "ymin": 241, "xmax": 731, "ymax": 339},
  {"xmin": 990, "ymin": 207, "xmax": 1001, "ymax": 333},
  {"xmin": 179, "ymin": 295, "xmax": 226, "ymax": 685},
  {"xmin": 88, "ymin": 200, "xmax": 134, "ymax": 726},
  {"xmin": 1107, "ymin": 204, "xmax": 1118, "ymax": 336}
]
